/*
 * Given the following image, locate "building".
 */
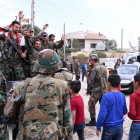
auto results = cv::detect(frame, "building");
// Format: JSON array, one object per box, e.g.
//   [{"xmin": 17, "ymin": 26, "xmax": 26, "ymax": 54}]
[{"xmin": 66, "ymin": 31, "xmax": 107, "ymax": 52}]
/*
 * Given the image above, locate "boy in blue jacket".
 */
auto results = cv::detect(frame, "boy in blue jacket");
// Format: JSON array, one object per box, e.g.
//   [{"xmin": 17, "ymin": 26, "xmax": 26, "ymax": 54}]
[{"xmin": 96, "ymin": 74, "xmax": 127, "ymax": 140}]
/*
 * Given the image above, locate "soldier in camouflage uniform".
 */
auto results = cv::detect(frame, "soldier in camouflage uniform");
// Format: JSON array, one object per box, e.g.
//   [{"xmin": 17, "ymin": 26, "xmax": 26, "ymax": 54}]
[
  {"xmin": 66, "ymin": 58, "xmax": 73, "ymax": 73},
  {"xmin": 0, "ymin": 71, "xmax": 9, "ymax": 140},
  {"xmin": 4, "ymin": 49, "xmax": 73, "ymax": 140},
  {"xmin": 86, "ymin": 54, "xmax": 107, "ymax": 126},
  {"xmin": 54, "ymin": 61, "xmax": 73, "ymax": 82},
  {"xmin": 75, "ymin": 59, "xmax": 80, "ymax": 80},
  {"xmin": 0, "ymin": 21, "xmax": 26, "ymax": 81}
]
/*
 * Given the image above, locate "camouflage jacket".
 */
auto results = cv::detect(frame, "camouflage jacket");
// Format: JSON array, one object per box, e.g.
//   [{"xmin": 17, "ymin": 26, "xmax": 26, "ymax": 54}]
[
  {"xmin": 75, "ymin": 63, "xmax": 80, "ymax": 74},
  {"xmin": 0, "ymin": 33, "xmax": 26, "ymax": 62},
  {"xmin": 40, "ymin": 38, "xmax": 64, "ymax": 50},
  {"xmin": 66, "ymin": 62, "xmax": 73, "ymax": 73},
  {"xmin": 54, "ymin": 69, "xmax": 73, "ymax": 82},
  {"xmin": 4, "ymin": 74, "xmax": 73, "ymax": 140}
]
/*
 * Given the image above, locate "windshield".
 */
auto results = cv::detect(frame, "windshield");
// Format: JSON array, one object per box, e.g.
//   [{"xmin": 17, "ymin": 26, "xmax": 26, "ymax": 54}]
[
  {"xmin": 117, "ymin": 66, "xmax": 138, "ymax": 74},
  {"xmin": 105, "ymin": 62, "xmax": 115, "ymax": 67}
]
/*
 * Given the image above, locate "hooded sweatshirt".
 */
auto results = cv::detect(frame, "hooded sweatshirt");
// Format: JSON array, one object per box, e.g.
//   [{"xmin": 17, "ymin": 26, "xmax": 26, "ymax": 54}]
[{"xmin": 128, "ymin": 90, "xmax": 140, "ymax": 123}]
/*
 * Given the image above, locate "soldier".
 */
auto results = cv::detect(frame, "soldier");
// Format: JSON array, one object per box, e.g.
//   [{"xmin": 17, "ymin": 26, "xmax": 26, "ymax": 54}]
[
  {"xmin": 66, "ymin": 58, "xmax": 73, "ymax": 73},
  {"xmin": 75, "ymin": 59, "xmax": 80, "ymax": 80},
  {"xmin": 86, "ymin": 54, "xmax": 108, "ymax": 126},
  {"xmin": 40, "ymin": 31, "xmax": 65, "ymax": 50},
  {"xmin": 4, "ymin": 49, "xmax": 73, "ymax": 140},
  {"xmin": 0, "ymin": 71, "xmax": 9, "ymax": 140},
  {"xmin": 54, "ymin": 61, "xmax": 73, "ymax": 82},
  {"xmin": 49, "ymin": 34, "xmax": 55, "ymax": 42},
  {"xmin": 0, "ymin": 21, "xmax": 26, "ymax": 81}
]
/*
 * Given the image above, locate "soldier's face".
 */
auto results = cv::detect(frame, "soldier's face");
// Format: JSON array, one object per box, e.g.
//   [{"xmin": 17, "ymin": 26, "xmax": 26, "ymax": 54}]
[
  {"xmin": 41, "ymin": 35, "xmax": 47, "ymax": 41},
  {"xmin": 49, "ymin": 37, "xmax": 55, "ymax": 42},
  {"xmin": 29, "ymin": 31, "xmax": 34, "ymax": 37},
  {"xmin": 12, "ymin": 24, "xmax": 20, "ymax": 33},
  {"xmin": 89, "ymin": 59, "xmax": 94, "ymax": 64},
  {"xmin": 34, "ymin": 41, "xmax": 41, "ymax": 50}
]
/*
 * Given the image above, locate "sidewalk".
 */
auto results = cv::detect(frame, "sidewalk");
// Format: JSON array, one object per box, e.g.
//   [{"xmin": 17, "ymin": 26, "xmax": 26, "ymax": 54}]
[{"xmin": 73, "ymin": 78, "xmax": 131, "ymax": 140}]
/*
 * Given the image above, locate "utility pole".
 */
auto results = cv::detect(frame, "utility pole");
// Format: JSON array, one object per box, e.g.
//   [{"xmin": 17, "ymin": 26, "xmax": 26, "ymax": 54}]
[
  {"xmin": 138, "ymin": 37, "xmax": 140, "ymax": 52},
  {"xmin": 121, "ymin": 29, "xmax": 123, "ymax": 51},
  {"xmin": 31, "ymin": 0, "xmax": 34, "ymax": 29},
  {"xmin": 63, "ymin": 23, "xmax": 65, "ymax": 61}
]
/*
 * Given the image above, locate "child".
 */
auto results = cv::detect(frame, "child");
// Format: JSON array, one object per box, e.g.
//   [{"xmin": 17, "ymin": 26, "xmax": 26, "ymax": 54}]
[
  {"xmin": 69, "ymin": 80, "xmax": 85, "ymax": 140},
  {"xmin": 109, "ymin": 69, "xmax": 121, "ymax": 92},
  {"xmin": 128, "ymin": 73, "xmax": 140, "ymax": 140},
  {"xmin": 96, "ymin": 74, "xmax": 127, "ymax": 139}
]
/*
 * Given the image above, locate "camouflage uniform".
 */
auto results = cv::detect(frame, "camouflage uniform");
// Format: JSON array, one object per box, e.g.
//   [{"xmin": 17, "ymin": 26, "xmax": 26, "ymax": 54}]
[
  {"xmin": 40, "ymin": 38, "xmax": 64, "ymax": 50},
  {"xmin": 4, "ymin": 49, "xmax": 73, "ymax": 140},
  {"xmin": 66, "ymin": 61, "xmax": 73, "ymax": 73},
  {"xmin": 0, "ymin": 33, "xmax": 25, "ymax": 81},
  {"xmin": 0, "ymin": 71, "xmax": 9, "ymax": 140},
  {"xmin": 86, "ymin": 54, "xmax": 107, "ymax": 126},
  {"xmin": 75, "ymin": 61, "xmax": 80, "ymax": 80},
  {"xmin": 54, "ymin": 68, "xmax": 73, "ymax": 82},
  {"xmin": 0, "ymin": 40, "xmax": 4, "ymax": 71}
]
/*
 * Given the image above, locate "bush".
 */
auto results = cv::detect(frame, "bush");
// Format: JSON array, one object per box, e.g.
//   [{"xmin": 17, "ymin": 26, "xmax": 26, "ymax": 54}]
[{"xmin": 90, "ymin": 51, "xmax": 107, "ymax": 58}]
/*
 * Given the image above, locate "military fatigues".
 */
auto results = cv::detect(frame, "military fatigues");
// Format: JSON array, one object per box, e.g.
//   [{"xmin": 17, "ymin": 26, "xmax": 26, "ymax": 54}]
[
  {"xmin": 0, "ymin": 34, "xmax": 25, "ymax": 81},
  {"xmin": 40, "ymin": 38, "xmax": 64, "ymax": 50},
  {"xmin": 66, "ymin": 61, "xmax": 73, "ymax": 73},
  {"xmin": 75, "ymin": 63, "xmax": 80, "ymax": 80},
  {"xmin": 54, "ymin": 68, "xmax": 73, "ymax": 82},
  {"xmin": 0, "ymin": 40, "xmax": 4, "ymax": 71},
  {"xmin": 87, "ymin": 64, "xmax": 107, "ymax": 119},
  {"xmin": 4, "ymin": 74, "xmax": 73, "ymax": 140},
  {"xmin": 0, "ymin": 71, "xmax": 9, "ymax": 140}
]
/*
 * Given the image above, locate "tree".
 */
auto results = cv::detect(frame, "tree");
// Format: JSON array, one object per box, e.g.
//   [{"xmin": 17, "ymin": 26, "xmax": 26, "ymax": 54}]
[
  {"xmin": 90, "ymin": 52, "xmax": 107, "ymax": 58},
  {"xmin": 76, "ymin": 54, "xmax": 86, "ymax": 60},
  {"xmin": 22, "ymin": 24, "xmax": 41, "ymax": 35},
  {"xmin": 105, "ymin": 39, "xmax": 117, "ymax": 50},
  {"xmin": 71, "ymin": 39, "xmax": 84, "ymax": 52}
]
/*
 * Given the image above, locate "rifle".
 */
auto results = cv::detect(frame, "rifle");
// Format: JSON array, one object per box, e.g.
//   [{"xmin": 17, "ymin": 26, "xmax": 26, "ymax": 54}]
[
  {"xmin": 12, "ymin": 94, "xmax": 22, "ymax": 140},
  {"xmin": 7, "ymin": 38, "xmax": 28, "ymax": 63}
]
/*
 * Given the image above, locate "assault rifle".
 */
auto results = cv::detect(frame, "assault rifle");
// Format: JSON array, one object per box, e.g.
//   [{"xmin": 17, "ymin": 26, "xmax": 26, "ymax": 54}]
[{"xmin": 7, "ymin": 38, "xmax": 28, "ymax": 63}]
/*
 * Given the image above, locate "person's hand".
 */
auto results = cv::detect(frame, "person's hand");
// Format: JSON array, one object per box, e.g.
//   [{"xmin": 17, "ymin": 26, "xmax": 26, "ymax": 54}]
[
  {"xmin": 96, "ymin": 130, "xmax": 101, "ymax": 137},
  {"xmin": 61, "ymin": 35, "xmax": 66, "ymax": 41},
  {"xmin": 20, "ymin": 53, "xmax": 26, "ymax": 58},
  {"xmin": 19, "ymin": 11, "xmax": 24, "ymax": 19},
  {"xmin": 24, "ymin": 27, "xmax": 31, "ymax": 38},
  {"xmin": 43, "ymin": 24, "xmax": 49, "ymax": 30}
]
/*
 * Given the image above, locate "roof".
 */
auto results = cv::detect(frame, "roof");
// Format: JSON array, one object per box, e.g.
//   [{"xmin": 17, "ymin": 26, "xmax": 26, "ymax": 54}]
[{"xmin": 85, "ymin": 33, "xmax": 106, "ymax": 39}]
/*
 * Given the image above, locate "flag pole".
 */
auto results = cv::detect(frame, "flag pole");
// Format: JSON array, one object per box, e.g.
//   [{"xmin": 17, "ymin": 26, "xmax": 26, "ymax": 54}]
[{"xmin": 31, "ymin": 0, "xmax": 33, "ymax": 29}]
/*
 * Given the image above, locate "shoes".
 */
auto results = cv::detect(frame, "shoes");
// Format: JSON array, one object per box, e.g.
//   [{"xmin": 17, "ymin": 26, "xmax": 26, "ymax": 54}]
[{"xmin": 86, "ymin": 118, "xmax": 96, "ymax": 126}]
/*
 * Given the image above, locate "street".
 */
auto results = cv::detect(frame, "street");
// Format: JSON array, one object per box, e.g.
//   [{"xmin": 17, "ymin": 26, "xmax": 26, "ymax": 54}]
[{"xmin": 8, "ymin": 76, "xmax": 131, "ymax": 140}]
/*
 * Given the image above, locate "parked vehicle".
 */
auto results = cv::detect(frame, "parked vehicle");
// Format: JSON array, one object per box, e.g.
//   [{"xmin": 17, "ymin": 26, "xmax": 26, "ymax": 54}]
[{"xmin": 117, "ymin": 64, "xmax": 140, "ymax": 94}]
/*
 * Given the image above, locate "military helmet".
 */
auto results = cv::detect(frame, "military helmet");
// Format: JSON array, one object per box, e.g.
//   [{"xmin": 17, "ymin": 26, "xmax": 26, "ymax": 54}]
[
  {"xmin": 89, "ymin": 54, "xmax": 98, "ymax": 60},
  {"xmin": 33, "ymin": 49, "xmax": 62, "ymax": 74}
]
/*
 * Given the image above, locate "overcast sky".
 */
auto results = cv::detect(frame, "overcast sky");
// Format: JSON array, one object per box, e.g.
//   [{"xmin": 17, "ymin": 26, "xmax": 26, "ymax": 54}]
[{"xmin": 0, "ymin": 0, "xmax": 140, "ymax": 49}]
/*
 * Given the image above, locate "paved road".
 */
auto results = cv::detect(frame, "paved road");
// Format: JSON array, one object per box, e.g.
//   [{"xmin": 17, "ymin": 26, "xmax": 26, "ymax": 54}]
[{"xmin": 8, "ymin": 76, "xmax": 131, "ymax": 140}]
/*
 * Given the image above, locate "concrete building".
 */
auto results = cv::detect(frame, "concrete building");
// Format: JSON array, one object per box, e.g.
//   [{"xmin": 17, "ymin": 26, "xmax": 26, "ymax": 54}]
[{"xmin": 66, "ymin": 31, "xmax": 107, "ymax": 52}]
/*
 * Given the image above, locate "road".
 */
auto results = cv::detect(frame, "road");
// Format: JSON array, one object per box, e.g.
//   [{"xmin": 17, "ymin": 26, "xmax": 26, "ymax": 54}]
[{"xmin": 7, "ymin": 76, "xmax": 131, "ymax": 140}]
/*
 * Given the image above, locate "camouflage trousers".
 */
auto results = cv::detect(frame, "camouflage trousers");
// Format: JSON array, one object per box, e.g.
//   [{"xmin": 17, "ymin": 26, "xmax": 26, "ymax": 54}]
[
  {"xmin": 22, "ymin": 62, "xmax": 31, "ymax": 78},
  {"xmin": 0, "ymin": 117, "xmax": 9, "ymax": 140},
  {"xmin": 2, "ymin": 61, "xmax": 25, "ymax": 81},
  {"xmin": 75, "ymin": 74, "xmax": 80, "ymax": 80},
  {"xmin": 88, "ymin": 92, "xmax": 103, "ymax": 119}
]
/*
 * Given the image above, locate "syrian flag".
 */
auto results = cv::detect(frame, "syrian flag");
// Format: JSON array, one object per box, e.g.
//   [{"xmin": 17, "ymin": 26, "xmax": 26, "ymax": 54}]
[{"xmin": 0, "ymin": 24, "xmax": 12, "ymax": 35}]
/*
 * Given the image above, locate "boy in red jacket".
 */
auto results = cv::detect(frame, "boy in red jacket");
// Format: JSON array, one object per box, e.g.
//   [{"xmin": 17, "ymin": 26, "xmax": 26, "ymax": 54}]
[{"xmin": 128, "ymin": 73, "xmax": 140, "ymax": 140}]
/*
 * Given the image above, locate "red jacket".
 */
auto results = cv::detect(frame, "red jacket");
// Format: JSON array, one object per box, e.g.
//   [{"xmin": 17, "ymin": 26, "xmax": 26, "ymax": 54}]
[{"xmin": 128, "ymin": 90, "xmax": 140, "ymax": 123}]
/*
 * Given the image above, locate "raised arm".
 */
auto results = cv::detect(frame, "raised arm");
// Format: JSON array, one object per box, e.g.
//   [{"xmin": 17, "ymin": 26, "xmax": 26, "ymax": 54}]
[{"xmin": 18, "ymin": 11, "xmax": 24, "ymax": 33}]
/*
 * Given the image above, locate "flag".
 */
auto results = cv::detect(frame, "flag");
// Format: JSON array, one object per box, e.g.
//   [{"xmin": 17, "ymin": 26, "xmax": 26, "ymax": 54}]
[
  {"xmin": 0, "ymin": 24, "xmax": 12, "ymax": 34},
  {"xmin": 80, "ymin": 23, "xmax": 83, "ymax": 25},
  {"xmin": 32, "ymin": 0, "xmax": 35, "ymax": 4}
]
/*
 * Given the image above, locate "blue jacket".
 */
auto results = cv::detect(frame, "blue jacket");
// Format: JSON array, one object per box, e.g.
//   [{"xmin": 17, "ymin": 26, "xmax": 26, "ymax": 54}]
[
  {"xmin": 81, "ymin": 64, "xmax": 87, "ymax": 73},
  {"xmin": 96, "ymin": 91, "xmax": 127, "ymax": 130}
]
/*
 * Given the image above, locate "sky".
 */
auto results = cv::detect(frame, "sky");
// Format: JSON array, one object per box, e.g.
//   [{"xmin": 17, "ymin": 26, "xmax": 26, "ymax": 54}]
[{"xmin": 0, "ymin": 0, "xmax": 140, "ymax": 50}]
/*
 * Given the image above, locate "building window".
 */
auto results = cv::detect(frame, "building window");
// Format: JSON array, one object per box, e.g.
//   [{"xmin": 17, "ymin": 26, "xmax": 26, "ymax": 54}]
[{"xmin": 91, "ymin": 43, "xmax": 97, "ymax": 48}]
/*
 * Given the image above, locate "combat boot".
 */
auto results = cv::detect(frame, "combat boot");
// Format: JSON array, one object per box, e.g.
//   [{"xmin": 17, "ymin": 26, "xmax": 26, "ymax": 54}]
[{"xmin": 86, "ymin": 118, "xmax": 96, "ymax": 126}]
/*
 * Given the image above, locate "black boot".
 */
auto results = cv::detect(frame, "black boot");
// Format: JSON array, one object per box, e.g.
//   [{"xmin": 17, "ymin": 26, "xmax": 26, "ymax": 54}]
[{"xmin": 86, "ymin": 118, "xmax": 96, "ymax": 126}]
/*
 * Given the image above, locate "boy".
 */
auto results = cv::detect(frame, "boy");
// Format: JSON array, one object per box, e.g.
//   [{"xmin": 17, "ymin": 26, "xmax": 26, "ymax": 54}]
[
  {"xmin": 109, "ymin": 69, "xmax": 121, "ymax": 92},
  {"xmin": 128, "ymin": 73, "xmax": 140, "ymax": 140},
  {"xmin": 69, "ymin": 80, "xmax": 85, "ymax": 140},
  {"xmin": 96, "ymin": 74, "xmax": 127, "ymax": 140}
]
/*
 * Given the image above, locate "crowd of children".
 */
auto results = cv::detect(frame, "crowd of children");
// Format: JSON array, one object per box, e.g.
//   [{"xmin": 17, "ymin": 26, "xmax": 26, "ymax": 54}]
[{"xmin": 69, "ymin": 70, "xmax": 140, "ymax": 140}]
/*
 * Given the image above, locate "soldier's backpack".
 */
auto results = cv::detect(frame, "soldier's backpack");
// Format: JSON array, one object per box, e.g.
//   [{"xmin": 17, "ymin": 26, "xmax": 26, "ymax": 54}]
[{"xmin": 95, "ymin": 65, "xmax": 108, "ymax": 94}]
